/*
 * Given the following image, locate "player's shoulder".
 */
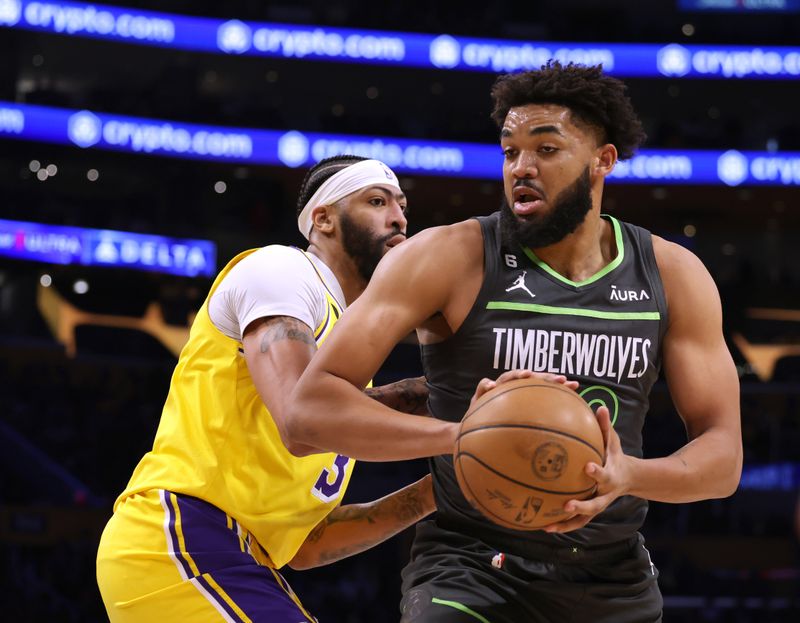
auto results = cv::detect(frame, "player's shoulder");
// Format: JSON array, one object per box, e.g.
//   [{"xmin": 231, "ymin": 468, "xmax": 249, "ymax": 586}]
[
  {"xmin": 232, "ymin": 244, "xmax": 314, "ymax": 275},
  {"xmin": 371, "ymin": 219, "xmax": 482, "ymax": 292},
  {"xmin": 391, "ymin": 218, "xmax": 483, "ymax": 258},
  {"xmin": 218, "ymin": 245, "xmax": 319, "ymax": 294},
  {"xmin": 242, "ymin": 243, "xmax": 307, "ymax": 264},
  {"xmin": 651, "ymin": 235, "xmax": 718, "ymax": 316},
  {"xmin": 651, "ymin": 235, "xmax": 708, "ymax": 278}
]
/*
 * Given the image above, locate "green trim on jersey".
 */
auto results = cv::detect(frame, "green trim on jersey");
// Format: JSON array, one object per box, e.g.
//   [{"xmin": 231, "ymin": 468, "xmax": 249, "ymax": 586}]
[
  {"xmin": 486, "ymin": 301, "xmax": 661, "ymax": 321},
  {"xmin": 522, "ymin": 215, "xmax": 625, "ymax": 287},
  {"xmin": 431, "ymin": 598, "xmax": 492, "ymax": 623}
]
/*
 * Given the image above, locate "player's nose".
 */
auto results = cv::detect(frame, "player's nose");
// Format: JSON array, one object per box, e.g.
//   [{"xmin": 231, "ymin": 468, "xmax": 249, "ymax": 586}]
[
  {"xmin": 388, "ymin": 200, "xmax": 407, "ymax": 232},
  {"xmin": 511, "ymin": 152, "xmax": 539, "ymax": 179}
]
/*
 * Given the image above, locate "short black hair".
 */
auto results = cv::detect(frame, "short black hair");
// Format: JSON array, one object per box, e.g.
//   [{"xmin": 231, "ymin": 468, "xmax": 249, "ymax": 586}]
[
  {"xmin": 490, "ymin": 61, "xmax": 646, "ymax": 160},
  {"xmin": 296, "ymin": 155, "xmax": 369, "ymax": 217}
]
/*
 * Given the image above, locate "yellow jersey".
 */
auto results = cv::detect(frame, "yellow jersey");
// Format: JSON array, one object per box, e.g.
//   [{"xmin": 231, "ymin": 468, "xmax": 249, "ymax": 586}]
[{"xmin": 116, "ymin": 247, "xmax": 355, "ymax": 568}]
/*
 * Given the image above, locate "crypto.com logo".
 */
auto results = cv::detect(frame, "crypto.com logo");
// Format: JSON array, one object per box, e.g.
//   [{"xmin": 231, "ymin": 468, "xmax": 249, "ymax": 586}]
[
  {"xmin": 429, "ymin": 35, "xmax": 461, "ymax": 69},
  {"xmin": 717, "ymin": 150, "xmax": 749, "ymax": 187},
  {"xmin": 278, "ymin": 131, "xmax": 310, "ymax": 168},
  {"xmin": 217, "ymin": 20, "xmax": 252, "ymax": 54},
  {"xmin": 68, "ymin": 111, "xmax": 103, "ymax": 148},
  {"xmin": 657, "ymin": 44, "xmax": 691, "ymax": 77},
  {"xmin": 0, "ymin": 0, "xmax": 22, "ymax": 26}
]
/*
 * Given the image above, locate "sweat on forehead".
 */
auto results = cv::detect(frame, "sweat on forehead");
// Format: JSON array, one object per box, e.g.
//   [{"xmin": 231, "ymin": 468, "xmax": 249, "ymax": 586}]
[{"xmin": 501, "ymin": 104, "xmax": 606, "ymax": 144}]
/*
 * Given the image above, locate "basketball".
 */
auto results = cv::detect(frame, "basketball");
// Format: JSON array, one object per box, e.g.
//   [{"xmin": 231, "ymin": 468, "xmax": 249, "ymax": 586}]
[{"xmin": 454, "ymin": 378, "xmax": 605, "ymax": 530}]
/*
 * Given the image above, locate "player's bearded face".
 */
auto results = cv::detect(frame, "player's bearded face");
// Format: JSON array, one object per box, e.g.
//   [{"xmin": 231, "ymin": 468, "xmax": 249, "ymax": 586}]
[
  {"xmin": 340, "ymin": 211, "xmax": 401, "ymax": 281},
  {"xmin": 500, "ymin": 165, "xmax": 592, "ymax": 249}
]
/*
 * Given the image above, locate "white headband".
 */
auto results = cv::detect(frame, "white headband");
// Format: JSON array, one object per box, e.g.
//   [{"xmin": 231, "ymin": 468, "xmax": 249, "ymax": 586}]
[{"xmin": 298, "ymin": 159, "xmax": 401, "ymax": 240}]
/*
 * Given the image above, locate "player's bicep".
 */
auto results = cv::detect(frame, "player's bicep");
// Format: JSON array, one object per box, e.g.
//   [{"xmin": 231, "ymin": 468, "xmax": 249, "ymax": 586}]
[
  {"xmin": 658, "ymin": 243, "xmax": 740, "ymax": 438},
  {"xmin": 242, "ymin": 315, "xmax": 317, "ymax": 438}
]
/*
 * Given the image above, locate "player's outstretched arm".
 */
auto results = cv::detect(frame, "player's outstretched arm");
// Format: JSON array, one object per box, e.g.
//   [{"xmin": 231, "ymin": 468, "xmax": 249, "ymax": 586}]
[
  {"xmin": 544, "ymin": 238, "xmax": 742, "ymax": 533},
  {"xmin": 287, "ymin": 475, "xmax": 435, "ymax": 570},
  {"xmin": 625, "ymin": 237, "xmax": 743, "ymax": 501},
  {"xmin": 286, "ymin": 223, "xmax": 480, "ymax": 460}
]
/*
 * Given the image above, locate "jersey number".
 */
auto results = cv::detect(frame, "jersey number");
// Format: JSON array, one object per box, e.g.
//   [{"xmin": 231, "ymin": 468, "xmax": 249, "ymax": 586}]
[{"xmin": 311, "ymin": 454, "xmax": 350, "ymax": 503}]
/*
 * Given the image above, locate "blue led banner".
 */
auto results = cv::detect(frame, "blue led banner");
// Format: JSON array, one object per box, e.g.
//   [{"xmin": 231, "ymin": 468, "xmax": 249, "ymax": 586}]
[
  {"xmin": 738, "ymin": 462, "xmax": 800, "ymax": 492},
  {"xmin": 0, "ymin": 1, "xmax": 799, "ymax": 79},
  {"xmin": 680, "ymin": 0, "xmax": 800, "ymax": 13},
  {"xmin": 0, "ymin": 218, "xmax": 216, "ymax": 276},
  {"xmin": 2, "ymin": 101, "xmax": 800, "ymax": 186}
]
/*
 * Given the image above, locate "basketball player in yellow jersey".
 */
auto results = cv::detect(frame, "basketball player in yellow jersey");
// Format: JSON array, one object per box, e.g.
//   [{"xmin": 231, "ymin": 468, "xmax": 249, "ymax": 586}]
[{"xmin": 97, "ymin": 156, "xmax": 447, "ymax": 623}]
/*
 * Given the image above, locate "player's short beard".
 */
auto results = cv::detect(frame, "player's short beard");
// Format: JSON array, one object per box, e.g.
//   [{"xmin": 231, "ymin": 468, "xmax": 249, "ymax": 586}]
[
  {"xmin": 340, "ymin": 212, "xmax": 400, "ymax": 282},
  {"xmin": 500, "ymin": 166, "xmax": 592, "ymax": 250}
]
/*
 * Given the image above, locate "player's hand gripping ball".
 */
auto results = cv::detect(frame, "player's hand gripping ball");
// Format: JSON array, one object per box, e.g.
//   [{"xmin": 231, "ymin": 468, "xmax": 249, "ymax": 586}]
[{"xmin": 454, "ymin": 378, "xmax": 604, "ymax": 530}]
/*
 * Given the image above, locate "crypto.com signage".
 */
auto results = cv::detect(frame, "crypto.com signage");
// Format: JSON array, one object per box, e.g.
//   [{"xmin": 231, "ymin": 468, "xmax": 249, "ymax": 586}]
[
  {"xmin": 2, "ymin": 102, "xmax": 800, "ymax": 186},
  {"xmin": 1, "ymin": 1, "xmax": 798, "ymax": 79}
]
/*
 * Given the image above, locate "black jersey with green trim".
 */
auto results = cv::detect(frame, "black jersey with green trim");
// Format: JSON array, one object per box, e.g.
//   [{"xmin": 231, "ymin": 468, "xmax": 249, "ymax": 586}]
[{"xmin": 421, "ymin": 211, "xmax": 668, "ymax": 552}]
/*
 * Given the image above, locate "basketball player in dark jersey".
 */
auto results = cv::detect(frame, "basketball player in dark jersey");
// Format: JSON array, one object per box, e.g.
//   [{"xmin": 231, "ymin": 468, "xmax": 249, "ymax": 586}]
[{"xmin": 290, "ymin": 62, "xmax": 742, "ymax": 622}]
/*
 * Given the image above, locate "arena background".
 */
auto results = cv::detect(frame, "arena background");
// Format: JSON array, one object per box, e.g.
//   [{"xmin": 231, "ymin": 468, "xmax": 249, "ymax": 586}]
[{"xmin": 1, "ymin": 1, "xmax": 799, "ymax": 620}]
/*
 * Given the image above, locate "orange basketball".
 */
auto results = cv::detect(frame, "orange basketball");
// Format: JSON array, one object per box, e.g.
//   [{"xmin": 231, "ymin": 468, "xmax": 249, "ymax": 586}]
[{"xmin": 454, "ymin": 378, "xmax": 605, "ymax": 530}]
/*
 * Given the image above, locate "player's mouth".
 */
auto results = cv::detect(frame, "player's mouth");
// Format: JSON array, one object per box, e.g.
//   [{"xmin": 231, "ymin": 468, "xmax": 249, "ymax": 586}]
[
  {"xmin": 385, "ymin": 233, "xmax": 407, "ymax": 249},
  {"xmin": 512, "ymin": 185, "xmax": 545, "ymax": 216}
]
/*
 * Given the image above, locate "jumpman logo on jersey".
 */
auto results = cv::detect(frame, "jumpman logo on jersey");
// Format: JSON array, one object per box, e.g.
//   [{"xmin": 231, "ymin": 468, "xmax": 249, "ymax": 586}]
[{"xmin": 506, "ymin": 271, "xmax": 535, "ymax": 298}]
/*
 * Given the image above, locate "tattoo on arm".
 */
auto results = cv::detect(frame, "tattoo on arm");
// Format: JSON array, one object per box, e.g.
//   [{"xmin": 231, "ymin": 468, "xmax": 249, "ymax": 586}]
[
  {"xmin": 672, "ymin": 445, "xmax": 690, "ymax": 469},
  {"xmin": 306, "ymin": 477, "xmax": 431, "ymax": 565},
  {"xmin": 255, "ymin": 316, "xmax": 316, "ymax": 354},
  {"xmin": 366, "ymin": 377, "xmax": 429, "ymax": 415}
]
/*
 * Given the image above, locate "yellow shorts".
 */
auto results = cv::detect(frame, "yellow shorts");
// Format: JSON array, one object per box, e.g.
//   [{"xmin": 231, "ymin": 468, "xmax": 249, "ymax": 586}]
[{"xmin": 97, "ymin": 489, "xmax": 316, "ymax": 622}]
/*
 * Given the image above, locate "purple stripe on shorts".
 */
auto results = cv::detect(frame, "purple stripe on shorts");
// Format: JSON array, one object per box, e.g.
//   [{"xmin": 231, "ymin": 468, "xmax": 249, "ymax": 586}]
[
  {"xmin": 171, "ymin": 492, "xmax": 315, "ymax": 622},
  {"xmin": 162, "ymin": 491, "xmax": 194, "ymax": 579},
  {"xmin": 195, "ymin": 574, "xmax": 246, "ymax": 623},
  {"xmin": 171, "ymin": 493, "xmax": 249, "ymax": 572}
]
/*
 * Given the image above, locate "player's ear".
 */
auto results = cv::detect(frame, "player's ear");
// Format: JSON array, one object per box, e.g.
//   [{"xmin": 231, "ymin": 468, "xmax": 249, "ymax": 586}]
[
  {"xmin": 593, "ymin": 143, "xmax": 617, "ymax": 178},
  {"xmin": 311, "ymin": 205, "xmax": 335, "ymax": 235}
]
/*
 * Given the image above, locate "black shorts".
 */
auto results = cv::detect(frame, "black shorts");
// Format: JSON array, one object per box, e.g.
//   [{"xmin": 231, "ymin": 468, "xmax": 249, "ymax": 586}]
[{"xmin": 400, "ymin": 519, "xmax": 662, "ymax": 623}]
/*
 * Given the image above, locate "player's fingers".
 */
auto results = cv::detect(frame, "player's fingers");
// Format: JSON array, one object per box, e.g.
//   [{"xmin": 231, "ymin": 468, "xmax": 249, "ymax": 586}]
[
  {"xmin": 595, "ymin": 406, "xmax": 612, "ymax": 448},
  {"xmin": 563, "ymin": 491, "xmax": 614, "ymax": 519},
  {"xmin": 471, "ymin": 377, "xmax": 497, "ymax": 401},
  {"xmin": 585, "ymin": 462, "xmax": 607, "ymax": 484},
  {"xmin": 541, "ymin": 513, "xmax": 592, "ymax": 534},
  {"xmin": 529, "ymin": 372, "xmax": 579, "ymax": 390},
  {"xmin": 493, "ymin": 369, "xmax": 534, "ymax": 385}
]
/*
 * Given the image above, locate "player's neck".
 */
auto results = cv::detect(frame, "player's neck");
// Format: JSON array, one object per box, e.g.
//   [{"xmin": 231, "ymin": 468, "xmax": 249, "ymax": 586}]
[
  {"xmin": 306, "ymin": 243, "xmax": 367, "ymax": 306},
  {"xmin": 530, "ymin": 210, "xmax": 617, "ymax": 284}
]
